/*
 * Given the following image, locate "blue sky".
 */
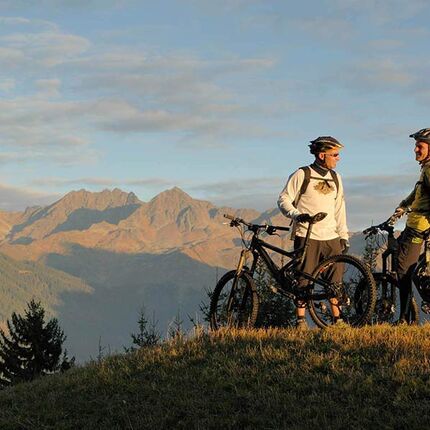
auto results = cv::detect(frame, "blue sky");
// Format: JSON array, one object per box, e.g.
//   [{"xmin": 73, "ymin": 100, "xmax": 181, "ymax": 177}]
[{"xmin": 0, "ymin": 0, "xmax": 429, "ymax": 229}]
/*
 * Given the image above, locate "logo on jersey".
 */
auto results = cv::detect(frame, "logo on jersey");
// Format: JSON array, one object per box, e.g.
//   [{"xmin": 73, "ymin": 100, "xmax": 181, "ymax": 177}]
[{"xmin": 314, "ymin": 180, "xmax": 334, "ymax": 195}]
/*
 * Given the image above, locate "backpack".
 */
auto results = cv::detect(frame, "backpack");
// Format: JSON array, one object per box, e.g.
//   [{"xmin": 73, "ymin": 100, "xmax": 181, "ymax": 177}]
[{"xmin": 293, "ymin": 165, "xmax": 339, "ymax": 208}]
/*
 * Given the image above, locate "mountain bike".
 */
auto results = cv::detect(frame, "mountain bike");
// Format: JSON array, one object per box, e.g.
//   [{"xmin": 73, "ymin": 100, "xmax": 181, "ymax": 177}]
[
  {"xmin": 364, "ymin": 214, "xmax": 430, "ymax": 323},
  {"xmin": 363, "ymin": 216, "xmax": 419, "ymax": 324},
  {"xmin": 209, "ymin": 213, "xmax": 376, "ymax": 329}
]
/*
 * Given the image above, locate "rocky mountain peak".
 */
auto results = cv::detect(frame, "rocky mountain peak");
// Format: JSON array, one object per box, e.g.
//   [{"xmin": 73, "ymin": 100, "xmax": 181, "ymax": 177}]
[
  {"xmin": 149, "ymin": 187, "xmax": 193, "ymax": 206},
  {"xmin": 142, "ymin": 187, "xmax": 212, "ymax": 229},
  {"xmin": 56, "ymin": 188, "xmax": 141, "ymax": 211}
]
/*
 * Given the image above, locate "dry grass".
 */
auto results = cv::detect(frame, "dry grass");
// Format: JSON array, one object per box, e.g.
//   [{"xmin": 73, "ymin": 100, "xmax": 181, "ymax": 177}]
[{"xmin": 0, "ymin": 324, "xmax": 430, "ymax": 429}]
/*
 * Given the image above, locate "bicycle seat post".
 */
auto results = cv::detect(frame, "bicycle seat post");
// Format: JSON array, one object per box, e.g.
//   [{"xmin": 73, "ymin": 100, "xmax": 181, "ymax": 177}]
[{"xmin": 299, "ymin": 221, "xmax": 314, "ymax": 266}]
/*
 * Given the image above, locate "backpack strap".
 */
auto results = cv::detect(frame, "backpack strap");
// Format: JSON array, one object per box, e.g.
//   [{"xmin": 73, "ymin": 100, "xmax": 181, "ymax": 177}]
[
  {"xmin": 293, "ymin": 166, "xmax": 339, "ymax": 208},
  {"xmin": 293, "ymin": 166, "xmax": 311, "ymax": 208},
  {"xmin": 329, "ymin": 170, "xmax": 339, "ymax": 198}
]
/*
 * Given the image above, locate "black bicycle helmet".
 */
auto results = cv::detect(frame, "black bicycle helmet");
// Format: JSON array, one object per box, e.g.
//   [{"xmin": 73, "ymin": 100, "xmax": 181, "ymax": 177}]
[
  {"xmin": 410, "ymin": 128, "xmax": 430, "ymax": 144},
  {"xmin": 309, "ymin": 136, "xmax": 344, "ymax": 155}
]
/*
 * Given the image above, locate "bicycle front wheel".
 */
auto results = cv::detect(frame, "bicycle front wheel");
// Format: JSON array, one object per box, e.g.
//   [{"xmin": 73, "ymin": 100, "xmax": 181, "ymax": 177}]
[
  {"xmin": 308, "ymin": 254, "xmax": 376, "ymax": 328},
  {"xmin": 209, "ymin": 270, "xmax": 259, "ymax": 330}
]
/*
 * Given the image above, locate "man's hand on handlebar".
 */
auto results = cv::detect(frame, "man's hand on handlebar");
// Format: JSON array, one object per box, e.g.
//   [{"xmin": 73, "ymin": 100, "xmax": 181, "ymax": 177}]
[
  {"xmin": 296, "ymin": 213, "xmax": 312, "ymax": 223},
  {"xmin": 393, "ymin": 206, "xmax": 406, "ymax": 219}
]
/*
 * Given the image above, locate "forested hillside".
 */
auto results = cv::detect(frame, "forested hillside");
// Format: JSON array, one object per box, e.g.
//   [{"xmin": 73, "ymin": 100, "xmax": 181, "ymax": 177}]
[{"xmin": 0, "ymin": 252, "xmax": 90, "ymax": 326}]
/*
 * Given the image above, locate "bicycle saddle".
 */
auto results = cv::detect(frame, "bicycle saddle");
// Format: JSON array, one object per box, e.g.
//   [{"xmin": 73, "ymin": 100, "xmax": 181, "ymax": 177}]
[{"xmin": 311, "ymin": 212, "xmax": 327, "ymax": 223}]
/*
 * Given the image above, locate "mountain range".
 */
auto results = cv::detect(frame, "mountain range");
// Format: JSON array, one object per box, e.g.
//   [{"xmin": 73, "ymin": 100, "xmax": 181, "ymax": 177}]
[{"xmin": 0, "ymin": 187, "xmax": 366, "ymax": 360}]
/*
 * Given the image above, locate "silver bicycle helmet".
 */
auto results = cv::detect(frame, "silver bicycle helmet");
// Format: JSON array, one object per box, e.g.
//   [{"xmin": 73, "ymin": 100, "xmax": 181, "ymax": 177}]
[
  {"xmin": 410, "ymin": 128, "xmax": 430, "ymax": 144},
  {"xmin": 309, "ymin": 136, "xmax": 344, "ymax": 155}
]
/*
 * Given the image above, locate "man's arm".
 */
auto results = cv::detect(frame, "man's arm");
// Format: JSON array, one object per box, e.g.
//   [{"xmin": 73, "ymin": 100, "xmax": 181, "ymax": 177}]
[
  {"xmin": 334, "ymin": 173, "xmax": 349, "ymax": 240},
  {"xmin": 399, "ymin": 188, "xmax": 416, "ymax": 209},
  {"xmin": 277, "ymin": 169, "xmax": 304, "ymax": 220}
]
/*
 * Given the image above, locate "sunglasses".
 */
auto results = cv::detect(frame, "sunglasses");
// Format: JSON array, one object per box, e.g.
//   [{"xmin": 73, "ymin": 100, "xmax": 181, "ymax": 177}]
[{"xmin": 325, "ymin": 153, "xmax": 340, "ymax": 157}]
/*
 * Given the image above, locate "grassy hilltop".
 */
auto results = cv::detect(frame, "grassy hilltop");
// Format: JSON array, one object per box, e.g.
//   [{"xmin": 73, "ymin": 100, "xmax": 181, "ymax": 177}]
[{"xmin": 0, "ymin": 325, "xmax": 430, "ymax": 429}]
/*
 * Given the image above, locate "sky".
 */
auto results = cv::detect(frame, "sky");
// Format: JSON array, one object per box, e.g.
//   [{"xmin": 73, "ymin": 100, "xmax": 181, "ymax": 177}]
[{"xmin": 0, "ymin": 0, "xmax": 430, "ymax": 230}]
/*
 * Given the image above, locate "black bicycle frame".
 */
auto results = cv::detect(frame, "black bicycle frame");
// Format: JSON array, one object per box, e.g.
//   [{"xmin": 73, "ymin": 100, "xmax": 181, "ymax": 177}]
[{"xmin": 243, "ymin": 223, "xmax": 333, "ymax": 301}]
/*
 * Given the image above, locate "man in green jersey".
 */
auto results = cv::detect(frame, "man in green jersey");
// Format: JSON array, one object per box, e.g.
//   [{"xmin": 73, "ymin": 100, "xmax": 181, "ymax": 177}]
[{"xmin": 394, "ymin": 128, "xmax": 430, "ymax": 324}]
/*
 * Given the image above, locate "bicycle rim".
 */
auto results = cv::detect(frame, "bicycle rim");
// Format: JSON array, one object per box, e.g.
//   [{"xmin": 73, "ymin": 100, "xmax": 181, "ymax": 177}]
[
  {"xmin": 308, "ymin": 254, "xmax": 376, "ymax": 327},
  {"xmin": 209, "ymin": 270, "xmax": 258, "ymax": 330}
]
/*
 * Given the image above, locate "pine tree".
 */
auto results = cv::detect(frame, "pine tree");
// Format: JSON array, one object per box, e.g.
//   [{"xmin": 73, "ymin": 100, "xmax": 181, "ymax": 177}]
[
  {"xmin": 125, "ymin": 306, "xmax": 160, "ymax": 353},
  {"xmin": 168, "ymin": 311, "xmax": 184, "ymax": 341},
  {"xmin": 363, "ymin": 235, "xmax": 379, "ymax": 272},
  {"xmin": 253, "ymin": 260, "xmax": 296, "ymax": 328},
  {"xmin": 0, "ymin": 300, "xmax": 73, "ymax": 387}
]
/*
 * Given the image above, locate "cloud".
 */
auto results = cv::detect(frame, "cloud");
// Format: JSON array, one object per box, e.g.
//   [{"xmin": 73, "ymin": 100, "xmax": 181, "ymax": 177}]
[
  {"xmin": 32, "ymin": 176, "xmax": 172, "ymax": 189},
  {"xmin": 328, "ymin": 0, "xmax": 429, "ymax": 25},
  {"xmin": 0, "ymin": 31, "xmax": 90, "ymax": 68},
  {"xmin": 0, "ymin": 0, "xmax": 135, "ymax": 11},
  {"xmin": 67, "ymin": 51, "xmax": 277, "ymax": 142},
  {"xmin": 184, "ymin": 0, "xmax": 266, "ymax": 14},
  {"xmin": 0, "ymin": 16, "xmax": 59, "ymax": 31},
  {"xmin": 321, "ymin": 54, "xmax": 430, "ymax": 105},
  {"xmin": 73, "ymin": 52, "xmax": 275, "ymax": 113},
  {"xmin": 0, "ymin": 78, "xmax": 15, "ymax": 92},
  {"xmin": 368, "ymin": 39, "xmax": 405, "ymax": 50},
  {"xmin": 294, "ymin": 17, "xmax": 354, "ymax": 42},
  {"xmin": 0, "ymin": 13, "xmax": 279, "ymax": 151},
  {"xmin": 35, "ymin": 78, "xmax": 61, "ymax": 98},
  {"xmin": 0, "ymin": 183, "xmax": 58, "ymax": 211},
  {"xmin": 341, "ymin": 59, "xmax": 415, "ymax": 91}
]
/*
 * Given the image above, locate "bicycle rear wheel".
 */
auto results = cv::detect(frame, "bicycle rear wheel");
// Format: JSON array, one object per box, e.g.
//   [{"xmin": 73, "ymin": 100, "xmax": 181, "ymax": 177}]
[
  {"xmin": 308, "ymin": 254, "xmax": 376, "ymax": 328},
  {"xmin": 372, "ymin": 274, "xmax": 419, "ymax": 324},
  {"xmin": 209, "ymin": 270, "xmax": 259, "ymax": 330}
]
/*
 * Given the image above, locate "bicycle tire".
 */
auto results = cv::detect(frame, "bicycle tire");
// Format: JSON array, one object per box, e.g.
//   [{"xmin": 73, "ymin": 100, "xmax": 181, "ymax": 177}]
[
  {"xmin": 308, "ymin": 254, "xmax": 376, "ymax": 328},
  {"xmin": 209, "ymin": 270, "xmax": 259, "ymax": 330},
  {"xmin": 372, "ymin": 273, "xmax": 419, "ymax": 324}
]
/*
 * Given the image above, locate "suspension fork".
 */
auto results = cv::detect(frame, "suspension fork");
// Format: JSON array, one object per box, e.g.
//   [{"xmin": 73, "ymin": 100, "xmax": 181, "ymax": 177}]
[
  {"xmin": 226, "ymin": 249, "xmax": 253, "ymax": 317},
  {"xmin": 235, "ymin": 249, "xmax": 252, "ymax": 275}
]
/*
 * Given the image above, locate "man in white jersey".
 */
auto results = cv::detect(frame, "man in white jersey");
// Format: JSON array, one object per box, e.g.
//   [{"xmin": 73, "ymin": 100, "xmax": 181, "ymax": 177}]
[{"xmin": 278, "ymin": 136, "xmax": 349, "ymax": 329}]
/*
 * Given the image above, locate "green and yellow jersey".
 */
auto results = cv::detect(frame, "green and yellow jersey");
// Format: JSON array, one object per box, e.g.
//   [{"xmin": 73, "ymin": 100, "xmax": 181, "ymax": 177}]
[{"xmin": 400, "ymin": 161, "xmax": 430, "ymax": 232}]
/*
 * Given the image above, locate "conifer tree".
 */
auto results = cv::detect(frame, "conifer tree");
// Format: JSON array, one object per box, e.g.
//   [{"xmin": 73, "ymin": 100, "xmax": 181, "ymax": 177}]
[
  {"xmin": 0, "ymin": 300, "xmax": 73, "ymax": 387},
  {"xmin": 125, "ymin": 307, "xmax": 160, "ymax": 353},
  {"xmin": 253, "ymin": 260, "xmax": 296, "ymax": 328},
  {"xmin": 363, "ymin": 234, "xmax": 379, "ymax": 272}
]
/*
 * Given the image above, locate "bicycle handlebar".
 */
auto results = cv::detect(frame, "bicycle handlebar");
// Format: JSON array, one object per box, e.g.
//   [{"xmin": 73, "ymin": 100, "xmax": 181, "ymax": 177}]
[
  {"xmin": 223, "ymin": 211, "xmax": 327, "ymax": 235},
  {"xmin": 223, "ymin": 214, "xmax": 290, "ymax": 235},
  {"xmin": 363, "ymin": 214, "xmax": 400, "ymax": 237}
]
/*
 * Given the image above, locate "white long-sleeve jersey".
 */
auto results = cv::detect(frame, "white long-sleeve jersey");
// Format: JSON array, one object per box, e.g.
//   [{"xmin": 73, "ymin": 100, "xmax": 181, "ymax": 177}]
[{"xmin": 277, "ymin": 165, "xmax": 349, "ymax": 241}]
